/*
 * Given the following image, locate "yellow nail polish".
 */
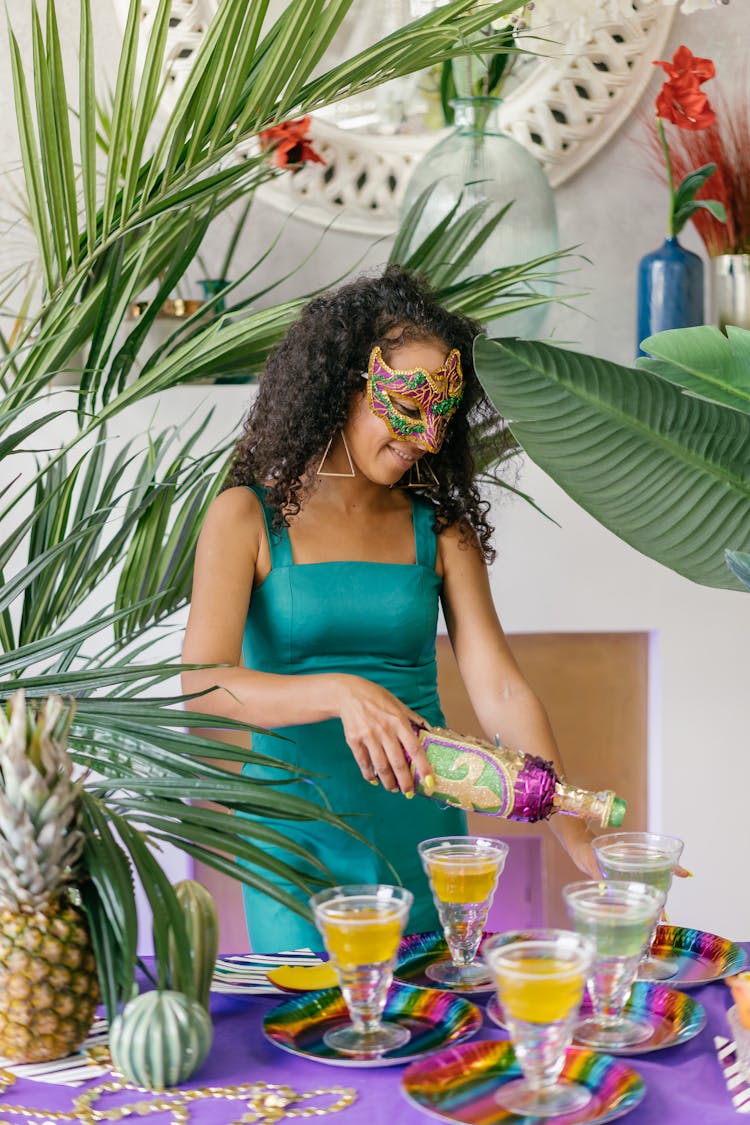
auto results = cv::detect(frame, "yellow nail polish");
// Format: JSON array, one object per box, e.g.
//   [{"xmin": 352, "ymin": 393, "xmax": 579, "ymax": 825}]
[
  {"xmin": 368, "ymin": 778, "xmax": 379, "ymax": 787},
  {"xmin": 404, "ymin": 789, "xmax": 414, "ymax": 800},
  {"xmin": 682, "ymin": 868, "xmax": 694, "ymax": 878},
  {"xmin": 423, "ymin": 774, "xmax": 435, "ymax": 795}
]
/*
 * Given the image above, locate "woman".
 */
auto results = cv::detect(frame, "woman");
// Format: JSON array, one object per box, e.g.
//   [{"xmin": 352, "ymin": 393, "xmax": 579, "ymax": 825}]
[{"xmin": 182, "ymin": 265, "xmax": 598, "ymax": 952}]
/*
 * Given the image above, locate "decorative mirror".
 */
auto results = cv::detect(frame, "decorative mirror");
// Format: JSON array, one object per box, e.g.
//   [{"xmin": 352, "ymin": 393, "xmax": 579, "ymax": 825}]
[{"xmin": 120, "ymin": 0, "xmax": 675, "ymax": 234}]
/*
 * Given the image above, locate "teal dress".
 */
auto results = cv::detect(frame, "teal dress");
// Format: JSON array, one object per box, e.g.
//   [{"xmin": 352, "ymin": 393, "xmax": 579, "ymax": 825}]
[{"xmin": 239, "ymin": 486, "xmax": 466, "ymax": 952}]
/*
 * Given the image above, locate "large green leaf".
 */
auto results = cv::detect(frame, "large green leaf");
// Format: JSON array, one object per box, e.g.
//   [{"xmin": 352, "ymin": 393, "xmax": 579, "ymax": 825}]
[
  {"xmin": 473, "ymin": 335, "xmax": 750, "ymax": 589},
  {"xmin": 638, "ymin": 325, "xmax": 750, "ymax": 415}
]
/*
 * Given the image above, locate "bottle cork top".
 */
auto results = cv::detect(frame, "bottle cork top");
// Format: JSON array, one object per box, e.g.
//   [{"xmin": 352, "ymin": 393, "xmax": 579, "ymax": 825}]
[{"xmin": 608, "ymin": 796, "xmax": 627, "ymax": 827}]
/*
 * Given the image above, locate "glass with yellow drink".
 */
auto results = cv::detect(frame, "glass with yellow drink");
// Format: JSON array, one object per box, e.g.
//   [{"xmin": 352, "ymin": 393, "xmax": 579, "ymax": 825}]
[
  {"xmin": 483, "ymin": 929, "xmax": 594, "ymax": 1118},
  {"xmin": 418, "ymin": 836, "xmax": 509, "ymax": 989},
  {"xmin": 309, "ymin": 884, "xmax": 412, "ymax": 1056}
]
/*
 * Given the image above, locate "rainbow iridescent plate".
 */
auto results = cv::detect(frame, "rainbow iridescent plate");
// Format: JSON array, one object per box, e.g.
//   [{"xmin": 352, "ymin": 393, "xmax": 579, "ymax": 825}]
[
  {"xmin": 644, "ymin": 926, "xmax": 748, "ymax": 986},
  {"xmin": 402, "ymin": 1041, "xmax": 646, "ymax": 1125},
  {"xmin": 395, "ymin": 931, "xmax": 498, "ymax": 993},
  {"xmin": 262, "ymin": 981, "xmax": 482, "ymax": 1068},
  {"xmin": 486, "ymin": 981, "xmax": 706, "ymax": 1055}
]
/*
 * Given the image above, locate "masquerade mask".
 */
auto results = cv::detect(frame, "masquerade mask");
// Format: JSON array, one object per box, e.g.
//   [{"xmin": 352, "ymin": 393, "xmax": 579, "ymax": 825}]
[{"xmin": 364, "ymin": 345, "xmax": 464, "ymax": 454}]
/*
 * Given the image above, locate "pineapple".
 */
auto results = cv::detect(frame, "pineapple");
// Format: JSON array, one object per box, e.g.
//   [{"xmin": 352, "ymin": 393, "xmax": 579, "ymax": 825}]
[{"xmin": 0, "ymin": 689, "xmax": 99, "ymax": 1063}]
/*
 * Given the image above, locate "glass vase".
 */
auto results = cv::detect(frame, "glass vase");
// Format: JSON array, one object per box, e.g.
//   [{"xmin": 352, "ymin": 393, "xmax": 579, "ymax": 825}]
[
  {"xmin": 636, "ymin": 236, "xmax": 704, "ymax": 356},
  {"xmin": 400, "ymin": 97, "xmax": 559, "ymax": 339}
]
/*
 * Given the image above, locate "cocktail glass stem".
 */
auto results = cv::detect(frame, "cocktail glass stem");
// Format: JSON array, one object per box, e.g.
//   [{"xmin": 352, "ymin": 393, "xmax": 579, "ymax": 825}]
[
  {"xmin": 441, "ymin": 901, "xmax": 487, "ymax": 965},
  {"xmin": 579, "ymin": 956, "xmax": 652, "ymax": 1046},
  {"xmin": 338, "ymin": 964, "xmax": 393, "ymax": 1033},
  {"xmin": 513, "ymin": 1015, "xmax": 571, "ymax": 1089},
  {"xmin": 640, "ymin": 918, "xmax": 679, "ymax": 981}
]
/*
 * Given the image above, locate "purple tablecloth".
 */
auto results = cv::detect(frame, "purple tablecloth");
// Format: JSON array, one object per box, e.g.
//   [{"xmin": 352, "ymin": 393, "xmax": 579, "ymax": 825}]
[{"xmin": 1, "ymin": 950, "xmax": 746, "ymax": 1124}]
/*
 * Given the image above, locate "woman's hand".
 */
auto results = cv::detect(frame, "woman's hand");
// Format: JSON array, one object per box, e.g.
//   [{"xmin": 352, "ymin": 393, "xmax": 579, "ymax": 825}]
[
  {"xmin": 551, "ymin": 817, "xmax": 602, "ymax": 880},
  {"xmin": 566, "ymin": 833, "xmax": 602, "ymax": 881},
  {"xmin": 332, "ymin": 674, "xmax": 435, "ymax": 797}
]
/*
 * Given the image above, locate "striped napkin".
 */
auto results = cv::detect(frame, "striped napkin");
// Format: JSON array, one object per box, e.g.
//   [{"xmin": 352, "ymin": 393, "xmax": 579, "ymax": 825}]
[
  {"xmin": 715, "ymin": 1035, "xmax": 750, "ymax": 1113},
  {"xmin": 210, "ymin": 948, "xmax": 325, "ymax": 994},
  {"xmin": 0, "ymin": 1018, "xmax": 110, "ymax": 1087}
]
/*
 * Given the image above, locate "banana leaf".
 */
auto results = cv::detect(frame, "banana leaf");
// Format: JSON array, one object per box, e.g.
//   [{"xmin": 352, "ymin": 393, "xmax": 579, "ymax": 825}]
[
  {"xmin": 473, "ymin": 335, "xmax": 750, "ymax": 590},
  {"xmin": 638, "ymin": 324, "xmax": 750, "ymax": 416}
]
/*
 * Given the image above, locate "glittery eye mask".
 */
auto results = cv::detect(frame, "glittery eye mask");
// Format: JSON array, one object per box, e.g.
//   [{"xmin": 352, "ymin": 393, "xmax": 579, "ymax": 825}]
[{"xmin": 364, "ymin": 345, "xmax": 464, "ymax": 453}]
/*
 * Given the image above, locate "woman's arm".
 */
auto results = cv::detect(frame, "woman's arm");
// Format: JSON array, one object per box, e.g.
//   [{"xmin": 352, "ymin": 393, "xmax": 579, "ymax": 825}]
[
  {"xmin": 438, "ymin": 524, "xmax": 600, "ymax": 878},
  {"xmin": 181, "ymin": 487, "xmax": 433, "ymax": 793}
]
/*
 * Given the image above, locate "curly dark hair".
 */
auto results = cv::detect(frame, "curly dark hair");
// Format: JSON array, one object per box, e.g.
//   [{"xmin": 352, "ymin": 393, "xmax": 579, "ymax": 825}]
[{"xmin": 223, "ymin": 265, "xmax": 511, "ymax": 561}]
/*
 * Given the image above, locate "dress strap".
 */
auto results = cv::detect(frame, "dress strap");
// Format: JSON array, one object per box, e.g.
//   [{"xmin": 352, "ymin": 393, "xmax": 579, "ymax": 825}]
[
  {"xmin": 411, "ymin": 498, "xmax": 438, "ymax": 571},
  {"xmin": 246, "ymin": 485, "xmax": 294, "ymax": 569}
]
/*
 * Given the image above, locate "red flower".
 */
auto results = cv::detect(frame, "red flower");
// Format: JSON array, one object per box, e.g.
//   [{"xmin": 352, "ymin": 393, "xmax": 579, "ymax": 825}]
[
  {"xmin": 654, "ymin": 45, "xmax": 715, "ymax": 86},
  {"xmin": 259, "ymin": 116, "xmax": 325, "ymax": 168},
  {"xmin": 648, "ymin": 44, "xmax": 726, "ymax": 241},
  {"xmin": 655, "ymin": 74, "xmax": 717, "ymax": 131},
  {"xmin": 653, "ymin": 46, "xmax": 717, "ymax": 131}
]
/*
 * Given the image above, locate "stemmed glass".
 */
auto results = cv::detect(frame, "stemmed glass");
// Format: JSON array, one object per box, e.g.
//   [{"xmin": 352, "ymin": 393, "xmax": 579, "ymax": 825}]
[
  {"xmin": 592, "ymin": 831, "xmax": 684, "ymax": 981},
  {"xmin": 418, "ymin": 835, "xmax": 509, "ymax": 989},
  {"xmin": 483, "ymin": 929, "xmax": 595, "ymax": 1117},
  {"xmin": 309, "ymin": 884, "xmax": 412, "ymax": 1056},
  {"xmin": 563, "ymin": 880, "xmax": 666, "ymax": 1048}
]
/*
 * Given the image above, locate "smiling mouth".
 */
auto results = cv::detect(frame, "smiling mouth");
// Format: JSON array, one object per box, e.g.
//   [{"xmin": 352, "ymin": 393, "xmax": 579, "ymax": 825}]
[{"xmin": 389, "ymin": 445, "xmax": 419, "ymax": 465}]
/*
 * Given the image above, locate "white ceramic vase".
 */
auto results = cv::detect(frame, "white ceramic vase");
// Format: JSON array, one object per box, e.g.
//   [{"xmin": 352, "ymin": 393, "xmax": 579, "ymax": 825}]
[{"xmin": 710, "ymin": 254, "xmax": 750, "ymax": 331}]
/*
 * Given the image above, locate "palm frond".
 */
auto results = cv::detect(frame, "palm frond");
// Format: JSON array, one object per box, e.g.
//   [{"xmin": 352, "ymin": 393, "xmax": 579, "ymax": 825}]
[
  {"xmin": 3, "ymin": 0, "xmax": 527, "ymax": 416},
  {"xmin": 81, "ymin": 797, "xmax": 139, "ymax": 1018}
]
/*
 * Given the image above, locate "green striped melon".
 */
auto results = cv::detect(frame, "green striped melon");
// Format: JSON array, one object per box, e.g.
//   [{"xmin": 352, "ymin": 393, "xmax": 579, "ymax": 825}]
[{"xmin": 109, "ymin": 990, "xmax": 213, "ymax": 1090}]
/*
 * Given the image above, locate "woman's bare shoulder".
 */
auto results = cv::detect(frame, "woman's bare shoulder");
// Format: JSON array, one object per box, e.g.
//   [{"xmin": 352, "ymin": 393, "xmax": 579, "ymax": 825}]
[
  {"xmin": 433, "ymin": 517, "xmax": 485, "ymax": 581},
  {"xmin": 200, "ymin": 486, "xmax": 265, "ymax": 550},
  {"xmin": 437, "ymin": 518, "xmax": 483, "ymax": 558}
]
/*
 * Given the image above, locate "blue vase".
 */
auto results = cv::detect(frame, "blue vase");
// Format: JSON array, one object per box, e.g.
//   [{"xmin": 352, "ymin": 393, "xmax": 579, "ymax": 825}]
[{"xmin": 636, "ymin": 237, "xmax": 704, "ymax": 356}]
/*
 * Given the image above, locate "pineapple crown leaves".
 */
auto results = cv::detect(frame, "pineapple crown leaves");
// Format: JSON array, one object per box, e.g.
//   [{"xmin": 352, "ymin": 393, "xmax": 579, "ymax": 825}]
[{"xmin": 0, "ymin": 689, "xmax": 87, "ymax": 909}]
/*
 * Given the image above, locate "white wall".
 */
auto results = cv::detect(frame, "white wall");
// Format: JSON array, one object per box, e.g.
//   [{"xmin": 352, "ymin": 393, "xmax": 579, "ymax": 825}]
[{"xmin": 1, "ymin": 2, "xmax": 748, "ymax": 942}]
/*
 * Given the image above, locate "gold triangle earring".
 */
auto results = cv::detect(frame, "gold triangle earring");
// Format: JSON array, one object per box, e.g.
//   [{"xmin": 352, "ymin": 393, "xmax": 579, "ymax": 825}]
[
  {"xmin": 316, "ymin": 430, "xmax": 356, "ymax": 478},
  {"xmin": 405, "ymin": 458, "xmax": 440, "ymax": 489}
]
